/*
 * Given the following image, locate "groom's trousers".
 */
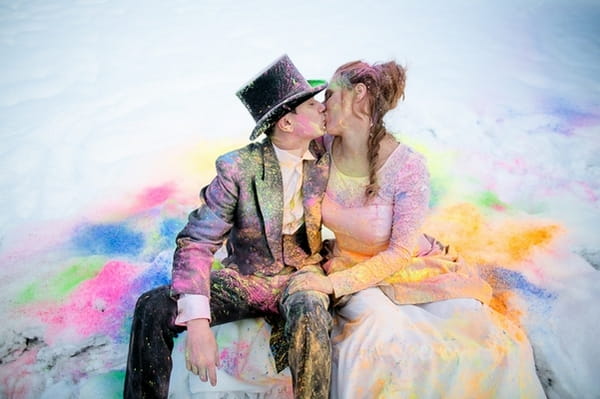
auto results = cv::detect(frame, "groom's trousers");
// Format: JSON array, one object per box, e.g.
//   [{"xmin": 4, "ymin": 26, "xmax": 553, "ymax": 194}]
[{"xmin": 123, "ymin": 267, "xmax": 332, "ymax": 399}]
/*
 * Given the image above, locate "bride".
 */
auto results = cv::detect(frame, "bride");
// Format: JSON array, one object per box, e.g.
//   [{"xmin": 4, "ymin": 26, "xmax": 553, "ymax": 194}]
[{"xmin": 286, "ymin": 59, "xmax": 546, "ymax": 398}]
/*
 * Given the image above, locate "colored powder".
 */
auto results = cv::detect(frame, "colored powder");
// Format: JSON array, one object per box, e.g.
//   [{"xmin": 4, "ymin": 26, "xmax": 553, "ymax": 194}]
[
  {"xmin": 38, "ymin": 260, "xmax": 142, "ymax": 344},
  {"xmin": 17, "ymin": 284, "xmax": 38, "ymax": 305},
  {"xmin": 422, "ymin": 203, "xmax": 561, "ymax": 266},
  {"xmin": 504, "ymin": 224, "xmax": 559, "ymax": 262},
  {"xmin": 483, "ymin": 267, "xmax": 556, "ymax": 325},
  {"xmin": 159, "ymin": 218, "xmax": 185, "ymax": 245},
  {"xmin": 72, "ymin": 223, "xmax": 145, "ymax": 256},
  {"xmin": 130, "ymin": 251, "xmax": 172, "ymax": 295},
  {"xmin": 542, "ymin": 98, "xmax": 600, "ymax": 134},
  {"xmin": 146, "ymin": 221, "xmax": 179, "ymax": 254},
  {"xmin": 78, "ymin": 370, "xmax": 125, "ymax": 399},
  {"xmin": 183, "ymin": 140, "xmax": 246, "ymax": 177},
  {"xmin": 475, "ymin": 190, "xmax": 508, "ymax": 211},
  {"xmin": 483, "ymin": 267, "xmax": 555, "ymax": 300},
  {"xmin": 212, "ymin": 259, "xmax": 224, "ymax": 271},
  {"xmin": 219, "ymin": 343, "xmax": 251, "ymax": 377},
  {"xmin": 135, "ymin": 183, "xmax": 176, "ymax": 210},
  {"xmin": 488, "ymin": 290, "xmax": 521, "ymax": 320},
  {"xmin": 573, "ymin": 180, "xmax": 599, "ymax": 203},
  {"xmin": 429, "ymin": 176, "xmax": 448, "ymax": 208},
  {"xmin": 17, "ymin": 256, "xmax": 106, "ymax": 304}
]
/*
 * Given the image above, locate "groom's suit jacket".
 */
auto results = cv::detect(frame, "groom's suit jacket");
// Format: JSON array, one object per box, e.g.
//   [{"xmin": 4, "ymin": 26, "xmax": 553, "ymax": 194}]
[{"xmin": 171, "ymin": 137, "xmax": 330, "ymax": 298}]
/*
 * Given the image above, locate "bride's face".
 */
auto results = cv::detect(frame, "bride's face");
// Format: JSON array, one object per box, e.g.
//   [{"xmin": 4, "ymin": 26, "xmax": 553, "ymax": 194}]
[{"xmin": 323, "ymin": 77, "xmax": 353, "ymax": 136}]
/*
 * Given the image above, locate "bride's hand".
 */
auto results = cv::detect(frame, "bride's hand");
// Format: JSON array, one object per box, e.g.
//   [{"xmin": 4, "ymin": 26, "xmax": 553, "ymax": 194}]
[
  {"xmin": 323, "ymin": 257, "xmax": 353, "ymax": 274},
  {"xmin": 287, "ymin": 272, "xmax": 333, "ymax": 295}
]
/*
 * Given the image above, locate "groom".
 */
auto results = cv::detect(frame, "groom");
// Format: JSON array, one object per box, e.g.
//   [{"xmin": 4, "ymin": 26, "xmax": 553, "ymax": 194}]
[{"xmin": 124, "ymin": 55, "xmax": 332, "ymax": 399}]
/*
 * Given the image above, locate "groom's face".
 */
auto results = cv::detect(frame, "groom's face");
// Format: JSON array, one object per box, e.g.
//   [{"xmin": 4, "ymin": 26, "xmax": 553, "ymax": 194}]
[{"xmin": 286, "ymin": 97, "xmax": 327, "ymax": 140}]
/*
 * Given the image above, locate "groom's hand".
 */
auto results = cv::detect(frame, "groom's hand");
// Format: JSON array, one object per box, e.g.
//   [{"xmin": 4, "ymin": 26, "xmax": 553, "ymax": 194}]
[{"xmin": 185, "ymin": 318, "xmax": 220, "ymax": 386}]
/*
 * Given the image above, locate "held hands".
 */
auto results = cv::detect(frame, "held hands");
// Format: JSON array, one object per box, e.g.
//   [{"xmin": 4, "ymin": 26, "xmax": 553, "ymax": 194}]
[
  {"xmin": 185, "ymin": 318, "xmax": 220, "ymax": 386},
  {"xmin": 287, "ymin": 271, "xmax": 334, "ymax": 295}
]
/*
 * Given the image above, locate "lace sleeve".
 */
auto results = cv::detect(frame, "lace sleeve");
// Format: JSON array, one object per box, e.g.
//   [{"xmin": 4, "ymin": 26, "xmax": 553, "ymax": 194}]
[
  {"xmin": 387, "ymin": 150, "xmax": 430, "ymax": 251},
  {"xmin": 328, "ymin": 150, "xmax": 430, "ymax": 297}
]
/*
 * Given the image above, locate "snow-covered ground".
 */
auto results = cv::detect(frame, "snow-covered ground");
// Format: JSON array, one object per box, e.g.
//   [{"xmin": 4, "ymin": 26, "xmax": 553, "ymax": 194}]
[{"xmin": 0, "ymin": 1, "xmax": 599, "ymax": 398}]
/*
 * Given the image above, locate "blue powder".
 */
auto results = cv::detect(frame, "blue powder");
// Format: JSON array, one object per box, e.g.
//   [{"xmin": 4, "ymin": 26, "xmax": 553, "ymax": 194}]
[
  {"xmin": 135, "ymin": 251, "xmax": 172, "ymax": 290},
  {"xmin": 159, "ymin": 218, "xmax": 185, "ymax": 243},
  {"xmin": 487, "ymin": 267, "xmax": 556, "ymax": 300},
  {"xmin": 72, "ymin": 223, "xmax": 145, "ymax": 256},
  {"xmin": 541, "ymin": 98, "xmax": 600, "ymax": 135}
]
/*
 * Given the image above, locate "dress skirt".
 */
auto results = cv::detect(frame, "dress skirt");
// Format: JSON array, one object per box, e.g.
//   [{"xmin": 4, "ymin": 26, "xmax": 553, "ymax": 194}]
[{"xmin": 330, "ymin": 287, "xmax": 546, "ymax": 399}]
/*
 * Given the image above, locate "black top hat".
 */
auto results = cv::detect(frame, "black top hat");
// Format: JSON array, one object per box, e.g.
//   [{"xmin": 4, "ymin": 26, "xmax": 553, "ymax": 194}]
[{"xmin": 237, "ymin": 55, "xmax": 327, "ymax": 140}]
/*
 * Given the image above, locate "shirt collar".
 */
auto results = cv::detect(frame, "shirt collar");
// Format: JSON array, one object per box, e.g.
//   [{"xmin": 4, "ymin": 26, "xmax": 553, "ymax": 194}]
[{"xmin": 272, "ymin": 143, "xmax": 316, "ymax": 167}]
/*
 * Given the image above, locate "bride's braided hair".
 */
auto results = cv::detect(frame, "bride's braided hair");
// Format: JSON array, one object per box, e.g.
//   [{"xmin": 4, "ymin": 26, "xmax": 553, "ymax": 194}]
[{"xmin": 335, "ymin": 60, "xmax": 406, "ymax": 200}]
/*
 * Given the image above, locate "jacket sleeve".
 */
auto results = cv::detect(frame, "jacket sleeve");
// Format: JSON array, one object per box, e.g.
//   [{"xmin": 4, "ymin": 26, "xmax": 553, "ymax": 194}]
[
  {"xmin": 171, "ymin": 155, "xmax": 239, "ymax": 297},
  {"xmin": 328, "ymin": 152, "xmax": 430, "ymax": 297}
]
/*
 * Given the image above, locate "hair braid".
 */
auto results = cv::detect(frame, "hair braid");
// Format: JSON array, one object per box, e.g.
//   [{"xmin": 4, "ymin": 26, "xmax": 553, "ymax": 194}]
[{"xmin": 365, "ymin": 109, "xmax": 387, "ymax": 200}]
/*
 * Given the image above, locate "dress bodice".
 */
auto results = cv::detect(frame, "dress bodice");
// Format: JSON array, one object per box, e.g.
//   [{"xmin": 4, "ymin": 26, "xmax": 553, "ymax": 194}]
[{"xmin": 322, "ymin": 135, "xmax": 429, "ymax": 262}]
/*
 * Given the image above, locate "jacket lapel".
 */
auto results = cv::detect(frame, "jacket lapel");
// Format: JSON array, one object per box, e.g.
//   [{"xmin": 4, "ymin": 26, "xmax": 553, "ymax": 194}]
[
  {"xmin": 302, "ymin": 145, "xmax": 330, "ymax": 254},
  {"xmin": 254, "ymin": 139, "xmax": 284, "ymax": 261}
]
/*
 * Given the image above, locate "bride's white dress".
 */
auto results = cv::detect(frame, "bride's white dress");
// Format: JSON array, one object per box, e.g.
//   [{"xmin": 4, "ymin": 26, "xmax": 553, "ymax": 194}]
[{"xmin": 320, "ymin": 138, "xmax": 544, "ymax": 398}]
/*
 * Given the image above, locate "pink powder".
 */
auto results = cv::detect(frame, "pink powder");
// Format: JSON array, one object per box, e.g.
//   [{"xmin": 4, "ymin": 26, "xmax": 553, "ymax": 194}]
[
  {"xmin": 38, "ymin": 260, "xmax": 142, "ymax": 344},
  {"xmin": 133, "ymin": 183, "xmax": 177, "ymax": 211}
]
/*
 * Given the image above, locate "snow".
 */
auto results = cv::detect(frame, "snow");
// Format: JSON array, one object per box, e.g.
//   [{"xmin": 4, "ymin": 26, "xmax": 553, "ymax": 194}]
[{"xmin": 0, "ymin": 0, "xmax": 599, "ymax": 398}]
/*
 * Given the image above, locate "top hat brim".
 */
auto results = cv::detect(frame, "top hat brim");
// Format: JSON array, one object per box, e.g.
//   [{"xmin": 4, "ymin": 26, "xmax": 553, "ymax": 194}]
[{"xmin": 249, "ymin": 82, "xmax": 327, "ymax": 140}]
